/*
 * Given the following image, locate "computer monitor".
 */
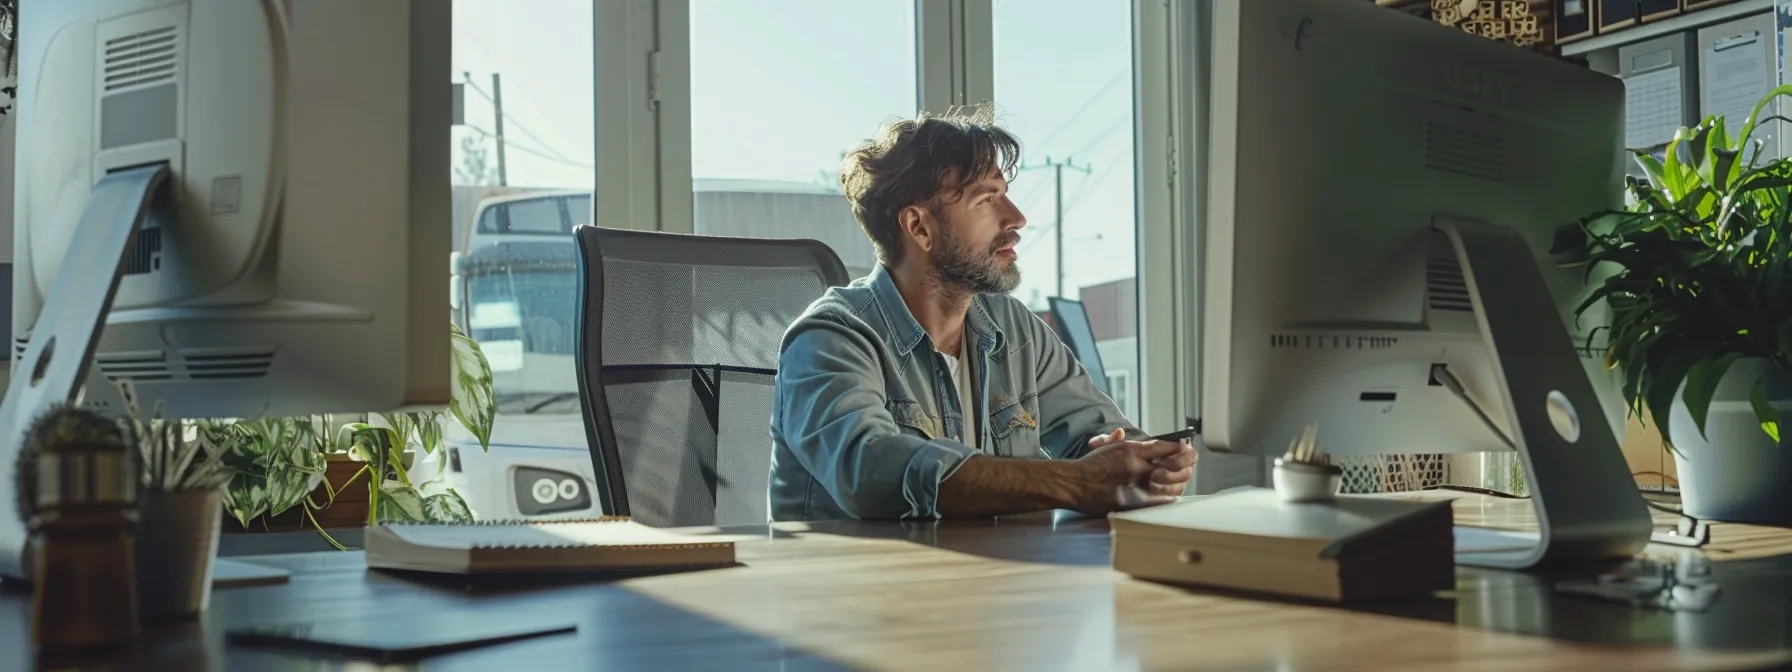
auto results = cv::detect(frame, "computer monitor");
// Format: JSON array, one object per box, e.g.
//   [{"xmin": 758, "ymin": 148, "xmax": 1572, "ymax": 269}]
[
  {"xmin": 0, "ymin": 0, "xmax": 448, "ymax": 578},
  {"xmin": 1200, "ymin": 0, "xmax": 1651, "ymax": 568},
  {"xmin": 1046, "ymin": 297, "xmax": 1108, "ymax": 395}
]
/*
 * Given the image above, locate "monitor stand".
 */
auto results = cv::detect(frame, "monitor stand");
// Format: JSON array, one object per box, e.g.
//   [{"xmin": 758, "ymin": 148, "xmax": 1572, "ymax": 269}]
[
  {"xmin": 0, "ymin": 163, "xmax": 171, "ymax": 580},
  {"xmin": 0, "ymin": 163, "xmax": 286, "ymax": 587},
  {"xmin": 1436, "ymin": 217, "xmax": 1653, "ymax": 570}
]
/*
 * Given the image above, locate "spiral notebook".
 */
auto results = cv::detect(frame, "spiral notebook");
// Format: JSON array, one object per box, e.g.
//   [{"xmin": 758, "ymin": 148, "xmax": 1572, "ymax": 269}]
[{"xmin": 364, "ymin": 517, "xmax": 736, "ymax": 575}]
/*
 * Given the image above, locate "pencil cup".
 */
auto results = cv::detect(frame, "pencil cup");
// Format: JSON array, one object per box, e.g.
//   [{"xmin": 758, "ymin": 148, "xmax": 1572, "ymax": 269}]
[{"xmin": 1273, "ymin": 459, "xmax": 1342, "ymax": 503}]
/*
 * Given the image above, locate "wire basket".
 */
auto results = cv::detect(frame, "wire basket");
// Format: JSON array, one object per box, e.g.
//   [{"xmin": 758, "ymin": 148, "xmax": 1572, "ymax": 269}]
[{"xmin": 1334, "ymin": 453, "xmax": 1449, "ymax": 494}]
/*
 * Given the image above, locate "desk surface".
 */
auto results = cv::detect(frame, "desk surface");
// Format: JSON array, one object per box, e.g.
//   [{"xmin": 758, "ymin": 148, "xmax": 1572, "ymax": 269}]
[{"xmin": 4, "ymin": 491, "xmax": 1792, "ymax": 671}]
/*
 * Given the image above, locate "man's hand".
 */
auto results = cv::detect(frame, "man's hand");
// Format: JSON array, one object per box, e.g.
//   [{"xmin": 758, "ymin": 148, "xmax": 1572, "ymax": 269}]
[{"xmin": 1066, "ymin": 428, "xmax": 1197, "ymax": 515}]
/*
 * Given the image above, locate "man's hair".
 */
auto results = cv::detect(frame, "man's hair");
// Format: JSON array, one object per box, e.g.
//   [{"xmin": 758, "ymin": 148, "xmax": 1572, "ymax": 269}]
[{"xmin": 838, "ymin": 105, "xmax": 1021, "ymax": 265}]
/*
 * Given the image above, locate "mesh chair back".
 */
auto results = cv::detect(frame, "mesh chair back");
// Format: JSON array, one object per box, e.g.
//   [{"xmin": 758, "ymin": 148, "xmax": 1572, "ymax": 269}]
[{"xmin": 574, "ymin": 226, "xmax": 849, "ymax": 527}]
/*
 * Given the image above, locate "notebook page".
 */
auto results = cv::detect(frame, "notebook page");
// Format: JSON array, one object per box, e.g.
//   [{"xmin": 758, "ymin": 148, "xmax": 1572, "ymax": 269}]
[{"xmin": 383, "ymin": 520, "xmax": 698, "ymax": 550}]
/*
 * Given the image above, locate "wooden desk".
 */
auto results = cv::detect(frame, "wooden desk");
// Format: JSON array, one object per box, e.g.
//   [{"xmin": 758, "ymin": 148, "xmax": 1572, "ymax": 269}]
[{"xmin": 3, "ymin": 492, "xmax": 1791, "ymax": 671}]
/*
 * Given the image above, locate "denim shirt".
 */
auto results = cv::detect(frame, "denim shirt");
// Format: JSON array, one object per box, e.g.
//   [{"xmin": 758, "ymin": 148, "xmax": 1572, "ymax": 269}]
[{"xmin": 769, "ymin": 265, "xmax": 1143, "ymax": 521}]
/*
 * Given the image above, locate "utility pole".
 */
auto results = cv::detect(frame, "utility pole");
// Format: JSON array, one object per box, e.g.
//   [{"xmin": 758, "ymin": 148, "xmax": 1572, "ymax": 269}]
[
  {"xmin": 490, "ymin": 72, "xmax": 509, "ymax": 186},
  {"xmin": 1022, "ymin": 156, "xmax": 1092, "ymax": 298}
]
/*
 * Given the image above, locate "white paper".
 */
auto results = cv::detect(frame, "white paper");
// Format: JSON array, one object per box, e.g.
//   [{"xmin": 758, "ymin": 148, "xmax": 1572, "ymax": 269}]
[
  {"xmin": 1705, "ymin": 33, "xmax": 1771, "ymax": 133},
  {"xmin": 1625, "ymin": 67, "xmax": 1684, "ymax": 149},
  {"xmin": 386, "ymin": 520, "xmax": 702, "ymax": 549}
]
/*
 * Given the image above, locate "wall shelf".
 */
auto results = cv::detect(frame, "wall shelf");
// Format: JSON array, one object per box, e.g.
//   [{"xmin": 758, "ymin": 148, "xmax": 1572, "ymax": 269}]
[{"xmin": 1560, "ymin": 0, "xmax": 1773, "ymax": 56}]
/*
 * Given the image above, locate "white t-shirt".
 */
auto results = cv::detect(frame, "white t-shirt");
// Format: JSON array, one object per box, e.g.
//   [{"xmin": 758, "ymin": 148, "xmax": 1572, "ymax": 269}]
[{"xmin": 940, "ymin": 336, "xmax": 980, "ymax": 449}]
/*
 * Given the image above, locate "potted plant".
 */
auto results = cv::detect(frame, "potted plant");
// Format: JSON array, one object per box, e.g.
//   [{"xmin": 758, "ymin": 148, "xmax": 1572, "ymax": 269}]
[
  {"xmin": 1560, "ymin": 86, "xmax": 1792, "ymax": 524},
  {"xmin": 208, "ymin": 323, "xmax": 496, "ymax": 544},
  {"xmin": 203, "ymin": 415, "xmax": 334, "ymax": 533},
  {"xmin": 115, "ymin": 387, "xmax": 233, "ymax": 620}
]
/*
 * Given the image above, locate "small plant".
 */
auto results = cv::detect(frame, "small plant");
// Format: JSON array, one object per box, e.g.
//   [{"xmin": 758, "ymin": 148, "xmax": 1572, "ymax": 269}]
[
  {"xmin": 147, "ymin": 322, "xmax": 497, "ymax": 546},
  {"xmin": 202, "ymin": 415, "xmax": 333, "ymax": 533},
  {"xmin": 1558, "ymin": 85, "xmax": 1792, "ymax": 450},
  {"xmin": 333, "ymin": 322, "xmax": 493, "ymax": 526},
  {"xmin": 116, "ymin": 382, "xmax": 231, "ymax": 493}
]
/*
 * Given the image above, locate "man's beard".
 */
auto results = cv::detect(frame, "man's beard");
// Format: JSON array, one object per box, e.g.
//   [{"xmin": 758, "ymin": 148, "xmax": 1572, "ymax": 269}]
[{"xmin": 932, "ymin": 224, "xmax": 1021, "ymax": 295}]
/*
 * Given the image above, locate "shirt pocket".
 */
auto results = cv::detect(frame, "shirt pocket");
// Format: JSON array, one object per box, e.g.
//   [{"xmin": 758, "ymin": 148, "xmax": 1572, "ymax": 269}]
[
  {"xmin": 988, "ymin": 398, "xmax": 1041, "ymax": 457},
  {"xmin": 888, "ymin": 399, "xmax": 940, "ymax": 441}
]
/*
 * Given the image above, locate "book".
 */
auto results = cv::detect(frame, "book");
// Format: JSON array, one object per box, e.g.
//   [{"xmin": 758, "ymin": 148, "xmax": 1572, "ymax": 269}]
[
  {"xmin": 363, "ymin": 516, "xmax": 736, "ymax": 575},
  {"xmin": 1110, "ymin": 488, "xmax": 1454, "ymax": 602}
]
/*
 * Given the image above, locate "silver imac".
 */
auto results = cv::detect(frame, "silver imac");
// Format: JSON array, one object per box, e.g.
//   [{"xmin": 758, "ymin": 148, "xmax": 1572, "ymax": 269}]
[
  {"xmin": 0, "ymin": 0, "xmax": 449, "ymax": 579},
  {"xmin": 1199, "ymin": 0, "xmax": 1652, "ymax": 569}
]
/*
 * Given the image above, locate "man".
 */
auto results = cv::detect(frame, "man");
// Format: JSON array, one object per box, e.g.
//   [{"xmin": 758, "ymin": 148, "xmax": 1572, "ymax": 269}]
[{"xmin": 768, "ymin": 106, "xmax": 1196, "ymax": 521}]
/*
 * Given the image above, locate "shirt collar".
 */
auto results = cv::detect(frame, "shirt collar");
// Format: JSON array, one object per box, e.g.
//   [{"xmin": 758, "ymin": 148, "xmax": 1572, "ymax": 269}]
[{"xmin": 871, "ymin": 264, "xmax": 1007, "ymax": 357}]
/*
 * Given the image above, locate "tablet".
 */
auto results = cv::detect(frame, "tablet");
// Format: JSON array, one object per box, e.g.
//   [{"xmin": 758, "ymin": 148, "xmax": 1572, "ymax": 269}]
[{"xmin": 227, "ymin": 619, "xmax": 577, "ymax": 663}]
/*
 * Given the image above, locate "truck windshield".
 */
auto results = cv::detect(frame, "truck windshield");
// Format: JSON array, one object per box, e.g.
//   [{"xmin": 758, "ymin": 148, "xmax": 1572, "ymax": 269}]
[{"xmin": 464, "ymin": 254, "xmax": 580, "ymax": 416}]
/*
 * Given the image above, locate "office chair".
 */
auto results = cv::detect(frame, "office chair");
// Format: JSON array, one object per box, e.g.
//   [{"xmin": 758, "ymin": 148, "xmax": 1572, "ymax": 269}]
[{"xmin": 572, "ymin": 226, "xmax": 850, "ymax": 527}]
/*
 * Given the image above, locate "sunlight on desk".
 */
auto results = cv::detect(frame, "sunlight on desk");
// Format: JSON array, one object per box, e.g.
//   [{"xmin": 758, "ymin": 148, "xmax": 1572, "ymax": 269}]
[{"xmin": 606, "ymin": 492, "xmax": 1792, "ymax": 671}]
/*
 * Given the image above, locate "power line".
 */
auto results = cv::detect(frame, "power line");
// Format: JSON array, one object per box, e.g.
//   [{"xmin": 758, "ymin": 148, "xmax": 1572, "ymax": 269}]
[
  {"xmin": 1029, "ymin": 74, "xmax": 1125, "ymax": 153},
  {"xmin": 462, "ymin": 125, "xmax": 595, "ymax": 170},
  {"xmin": 1060, "ymin": 142, "xmax": 1132, "ymax": 214},
  {"xmin": 1020, "ymin": 157, "xmax": 1092, "ymax": 299},
  {"xmin": 461, "ymin": 73, "xmax": 583, "ymax": 166},
  {"xmin": 1062, "ymin": 114, "xmax": 1129, "ymax": 164}
]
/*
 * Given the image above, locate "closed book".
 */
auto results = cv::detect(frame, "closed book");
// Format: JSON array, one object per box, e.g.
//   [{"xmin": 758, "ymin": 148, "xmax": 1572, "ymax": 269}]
[
  {"xmin": 364, "ymin": 516, "xmax": 736, "ymax": 574},
  {"xmin": 1110, "ymin": 488, "xmax": 1454, "ymax": 602}
]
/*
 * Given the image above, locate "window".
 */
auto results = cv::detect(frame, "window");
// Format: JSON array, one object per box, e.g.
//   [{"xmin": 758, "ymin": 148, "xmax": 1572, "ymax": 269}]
[
  {"xmin": 446, "ymin": 0, "xmax": 597, "ymax": 517},
  {"xmin": 687, "ymin": 0, "xmax": 917, "ymax": 280},
  {"xmin": 506, "ymin": 197, "xmax": 566, "ymax": 234},
  {"xmin": 475, "ymin": 196, "xmax": 577, "ymax": 235},
  {"xmin": 994, "ymin": 0, "xmax": 1140, "ymax": 409},
  {"xmin": 567, "ymin": 194, "xmax": 591, "ymax": 229},
  {"xmin": 1105, "ymin": 371, "xmax": 1132, "ymax": 420}
]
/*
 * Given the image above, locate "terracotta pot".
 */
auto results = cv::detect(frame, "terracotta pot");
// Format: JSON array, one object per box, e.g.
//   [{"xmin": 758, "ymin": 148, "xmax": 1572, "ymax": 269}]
[{"xmin": 224, "ymin": 454, "xmax": 373, "ymax": 533}]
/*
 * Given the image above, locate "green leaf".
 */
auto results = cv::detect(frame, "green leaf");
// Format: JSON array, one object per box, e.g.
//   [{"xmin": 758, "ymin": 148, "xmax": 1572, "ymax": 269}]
[
  {"xmin": 1634, "ymin": 151, "xmax": 1669, "ymax": 192},
  {"xmin": 1681, "ymin": 353, "xmax": 1742, "ymax": 439},
  {"xmin": 1750, "ymin": 378, "xmax": 1781, "ymax": 443},
  {"xmin": 414, "ymin": 412, "xmax": 444, "ymax": 456},
  {"xmin": 423, "ymin": 490, "xmax": 476, "ymax": 523},
  {"xmin": 1712, "ymin": 147, "xmax": 1742, "ymax": 192},
  {"xmin": 1549, "ymin": 222, "xmax": 1588, "ymax": 257},
  {"xmin": 1643, "ymin": 350, "xmax": 1702, "ymax": 449},
  {"xmin": 449, "ymin": 322, "xmax": 495, "ymax": 452},
  {"xmin": 376, "ymin": 481, "xmax": 428, "ymax": 523},
  {"xmin": 1690, "ymin": 122, "xmax": 1716, "ymax": 186},
  {"xmin": 1734, "ymin": 84, "xmax": 1792, "ymax": 155},
  {"xmin": 1661, "ymin": 130, "xmax": 1689, "ymax": 198}
]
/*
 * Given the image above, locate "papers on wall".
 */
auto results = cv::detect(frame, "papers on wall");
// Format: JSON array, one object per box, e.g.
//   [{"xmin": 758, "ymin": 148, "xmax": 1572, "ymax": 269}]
[
  {"xmin": 1625, "ymin": 67, "xmax": 1684, "ymax": 150},
  {"xmin": 1704, "ymin": 31, "xmax": 1771, "ymax": 145}
]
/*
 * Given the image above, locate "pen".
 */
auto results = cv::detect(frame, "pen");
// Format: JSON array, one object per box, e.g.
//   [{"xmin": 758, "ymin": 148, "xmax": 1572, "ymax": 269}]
[{"xmin": 1152, "ymin": 427, "xmax": 1199, "ymax": 443}]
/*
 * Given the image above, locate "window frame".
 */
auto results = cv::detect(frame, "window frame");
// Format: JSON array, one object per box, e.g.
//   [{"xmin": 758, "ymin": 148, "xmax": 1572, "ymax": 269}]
[
  {"xmin": 629, "ymin": 0, "xmax": 1198, "ymax": 432},
  {"xmin": 1134, "ymin": 0, "xmax": 1207, "ymax": 433}
]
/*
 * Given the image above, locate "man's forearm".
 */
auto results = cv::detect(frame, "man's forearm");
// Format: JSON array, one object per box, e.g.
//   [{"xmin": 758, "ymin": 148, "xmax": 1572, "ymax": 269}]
[{"xmin": 936, "ymin": 455, "xmax": 1084, "ymax": 517}]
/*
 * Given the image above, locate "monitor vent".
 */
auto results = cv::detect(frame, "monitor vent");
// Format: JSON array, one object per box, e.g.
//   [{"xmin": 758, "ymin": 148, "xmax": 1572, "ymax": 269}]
[
  {"xmin": 96, "ymin": 350, "xmax": 173, "ymax": 382},
  {"xmin": 1269, "ymin": 334, "xmax": 1399, "ymax": 350},
  {"xmin": 1423, "ymin": 121, "xmax": 1503, "ymax": 182},
  {"xmin": 90, "ymin": 347, "xmax": 275, "ymax": 383},
  {"xmin": 12, "ymin": 336, "xmax": 26, "ymax": 361},
  {"xmin": 181, "ymin": 347, "xmax": 276, "ymax": 380},
  {"xmin": 124, "ymin": 227, "xmax": 163, "ymax": 276},
  {"xmin": 1426, "ymin": 258, "xmax": 1473, "ymax": 312},
  {"xmin": 103, "ymin": 25, "xmax": 180, "ymax": 91}
]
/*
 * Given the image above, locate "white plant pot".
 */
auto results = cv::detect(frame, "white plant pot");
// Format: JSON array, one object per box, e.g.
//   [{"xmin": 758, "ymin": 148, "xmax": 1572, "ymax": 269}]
[{"xmin": 1668, "ymin": 358, "xmax": 1792, "ymax": 524}]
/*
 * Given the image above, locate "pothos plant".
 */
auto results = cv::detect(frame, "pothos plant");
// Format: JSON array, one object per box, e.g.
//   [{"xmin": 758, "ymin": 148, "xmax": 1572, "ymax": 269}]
[
  {"xmin": 206, "ymin": 323, "xmax": 495, "ymax": 545},
  {"xmin": 1557, "ymin": 85, "xmax": 1792, "ymax": 451}
]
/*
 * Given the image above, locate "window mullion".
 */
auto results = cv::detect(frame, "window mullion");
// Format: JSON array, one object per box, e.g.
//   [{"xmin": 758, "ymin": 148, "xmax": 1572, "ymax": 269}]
[{"xmin": 916, "ymin": 0, "xmax": 993, "ymax": 113}]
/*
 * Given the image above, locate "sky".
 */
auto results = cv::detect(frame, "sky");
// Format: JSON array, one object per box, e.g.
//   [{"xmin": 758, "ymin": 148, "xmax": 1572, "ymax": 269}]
[{"xmin": 449, "ymin": 0, "xmax": 1139, "ymax": 307}]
